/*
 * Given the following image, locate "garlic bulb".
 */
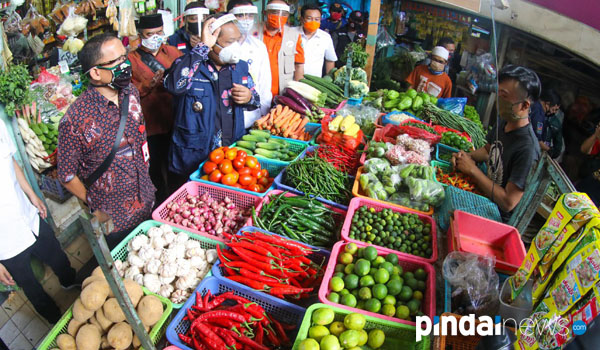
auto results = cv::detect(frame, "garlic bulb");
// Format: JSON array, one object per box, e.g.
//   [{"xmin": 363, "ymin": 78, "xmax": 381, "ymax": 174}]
[
  {"xmin": 175, "ymin": 231, "xmax": 189, "ymax": 244},
  {"xmin": 170, "ymin": 289, "xmax": 188, "ymax": 304},
  {"xmin": 151, "ymin": 236, "xmax": 167, "ymax": 250},
  {"xmin": 158, "ymin": 284, "xmax": 174, "ymax": 299},
  {"xmin": 189, "ymin": 256, "xmax": 207, "ymax": 271},
  {"xmin": 133, "ymin": 273, "xmax": 144, "ymax": 285},
  {"xmin": 147, "ymin": 226, "xmax": 163, "ymax": 238},
  {"xmin": 144, "ymin": 259, "xmax": 161, "ymax": 275},
  {"xmin": 138, "ymin": 247, "xmax": 157, "ymax": 261},
  {"xmin": 161, "ymin": 248, "xmax": 178, "ymax": 264},
  {"xmin": 206, "ymin": 249, "xmax": 218, "ymax": 264},
  {"xmin": 124, "ymin": 266, "xmax": 141, "ymax": 280},
  {"xmin": 175, "ymin": 259, "xmax": 191, "ymax": 277},
  {"xmin": 163, "ymin": 230, "xmax": 176, "ymax": 245},
  {"xmin": 186, "ymin": 247, "xmax": 205, "ymax": 258},
  {"xmin": 159, "ymin": 263, "xmax": 177, "ymax": 278},
  {"xmin": 127, "ymin": 254, "xmax": 145, "ymax": 268},
  {"xmin": 159, "ymin": 275, "xmax": 175, "ymax": 285},
  {"xmin": 160, "ymin": 224, "xmax": 173, "ymax": 234},
  {"xmin": 172, "ymin": 243, "xmax": 186, "ymax": 259},
  {"xmin": 129, "ymin": 235, "xmax": 149, "ymax": 252},
  {"xmin": 143, "ymin": 274, "xmax": 161, "ymax": 293}
]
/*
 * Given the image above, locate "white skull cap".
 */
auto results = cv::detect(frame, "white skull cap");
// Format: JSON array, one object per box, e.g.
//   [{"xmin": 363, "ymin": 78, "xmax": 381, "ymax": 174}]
[{"xmin": 432, "ymin": 46, "xmax": 449, "ymax": 61}]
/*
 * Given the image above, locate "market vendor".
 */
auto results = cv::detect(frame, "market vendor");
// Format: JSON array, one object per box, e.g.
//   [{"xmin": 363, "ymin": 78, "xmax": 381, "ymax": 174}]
[
  {"xmin": 0, "ymin": 120, "xmax": 77, "ymax": 324},
  {"xmin": 58, "ymin": 33, "xmax": 156, "ymax": 248},
  {"xmin": 534, "ymin": 89, "xmax": 564, "ymax": 160},
  {"xmin": 576, "ymin": 123, "xmax": 600, "ymax": 205},
  {"xmin": 164, "ymin": 14, "xmax": 260, "ymax": 187},
  {"xmin": 332, "ymin": 10, "xmax": 365, "ymax": 68},
  {"xmin": 406, "ymin": 46, "xmax": 452, "ymax": 98},
  {"xmin": 259, "ymin": 0, "xmax": 305, "ymax": 96},
  {"xmin": 321, "ymin": 2, "xmax": 346, "ymax": 33},
  {"xmin": 452, "ymin": 65, "xmax": 541, "ymax": 220},
  {"xmin": 227, "ymin": 0, "xmax": 273, "ymax": 128},
  {"xmin": 129, "ymin": 14, "xmax": 183, "ymax": 203},
  {"xmin": 299, "ymin": 3, "xmax": 337, "ymax": 77},
  {"xmin": 167, "ymin": 2, "xmax": 210, "ymax": 55}
]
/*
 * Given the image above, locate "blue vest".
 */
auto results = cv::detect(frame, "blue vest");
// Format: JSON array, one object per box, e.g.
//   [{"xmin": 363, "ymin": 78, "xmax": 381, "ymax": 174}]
[
  {"xmin": 168, "ymin": 61, "xmax": 248, "ymax": 176},
  {"xmin": 167, "ymin": 29, "xmax": 192, "ymax": 56}
]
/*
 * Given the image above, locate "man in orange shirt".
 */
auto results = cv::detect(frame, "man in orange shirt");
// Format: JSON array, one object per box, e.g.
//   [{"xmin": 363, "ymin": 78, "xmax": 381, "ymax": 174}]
[
  {"xmin": 406, "ymin": 46, "xmax": 452, "ymax": 98},
  {"xmin": 258, "ymin": 0, "xmax": 305, "ymax": 96}
]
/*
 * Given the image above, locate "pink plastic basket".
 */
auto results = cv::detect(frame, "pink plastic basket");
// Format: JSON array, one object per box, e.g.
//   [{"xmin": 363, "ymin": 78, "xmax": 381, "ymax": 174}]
[
  {"xmin": 321, "ymin": 100, "xmax": 347, "ymax": 116},
  {"xmin": 340, "ymin": 197, "xmax": 438, "ymax": 263},
  {"xmin": 450, "ymin": 210, "xmax": 526, "ymax": 274},
  {"xmin": 152, "ymin": 181, "xmax": 262, "ymax": 243},
  {"xmin": 318, "ymin": 241, "xmax": 436, "ymax": 327}
]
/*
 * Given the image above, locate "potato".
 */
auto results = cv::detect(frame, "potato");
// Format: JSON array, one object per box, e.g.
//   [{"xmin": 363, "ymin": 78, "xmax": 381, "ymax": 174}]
[
  {"xmin": 136, "ymin": 295, "xmax": 163, "ymax": 327},
  {"xmin": 107, "ymin": 322, "xmax": 133, "ymax": 350},
  {"xmin": 82, "ymin": 275, "xmax": 104, "ymax": 289},
  {"xmin": 132, "ymin": 325, "xmax": 149, "ymax": 349},
  {"xmin": 123, "ymin": 279, "xmax": 143, "ymax": 307},
  {"xmin": 92, "ymin": 266, "xmax": 104, "ymax": 278},
  {"xmin": 67, "ymin": 318, "xmax": 84, "ymax": 337},
  {"xmin": 95, "ymin": 308, "xmax": 113, "ymax": 332},
  {"xmin": 89, "ymin": 315, "xmax": 102, "ymax": 331},
  {"xmin": 103, "ymin": 298, "xmax": 126, "ymax": 323},
  {"xmin": 56, "ymin": 334, "xmax": 76, "ymax": 350},
  {"xmin": 81, "ymin": 281, "xmax": 110, "ymax": 311},
  {"xmin": 100, "ymin": 335, "xmax": 110, "ymax": 350},
  {"xmin": 73, "ymin": 298, "xmax": 94, "ymax": 322},
  {"xmin": 76, "ymin": 324, "xmax": 101, "ymax": 350}
]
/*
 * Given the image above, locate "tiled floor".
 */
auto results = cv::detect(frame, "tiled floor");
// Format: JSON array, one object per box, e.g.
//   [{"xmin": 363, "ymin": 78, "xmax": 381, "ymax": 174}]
[{"xmin": 0, "ymin": 234, "xmax": 92, "ymax": 349}]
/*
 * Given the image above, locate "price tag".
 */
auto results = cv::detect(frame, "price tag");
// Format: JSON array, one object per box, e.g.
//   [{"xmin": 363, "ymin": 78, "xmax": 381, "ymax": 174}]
[
  {"xmin": 58, "ymin": 60, "xmax": 70, "ymax": 74},
  {"xmin": 141, "ymin": 141, "xmax": 150, "ymax": 163}
]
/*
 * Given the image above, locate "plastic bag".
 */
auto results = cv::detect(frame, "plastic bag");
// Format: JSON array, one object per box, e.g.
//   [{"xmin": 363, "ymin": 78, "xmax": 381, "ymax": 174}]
[
  {"xmin": 405, "ymin": 177, "xmax": 445, "ymax": 205},
  {"xmin": 364, "ymin": 158, "xmax": 391, "ymax": 175},
  {"xmin": 57, "ymin": 6, "xmax": 88, "ymax": 37},
  {"xmin": 437, "ymin": 97, "xmax": 468, "ymax": 116},
  {"xmin": 384, "ymin": 145, "xmax": 430, "ymax": 166},
  {"xmin": 22, "ymin": 5, "xmax": 49, "ymax": 36},
  {"xmin": 32, "ymin": 67, "xmax": 60, "ymax": 84},
  {"xmin": 375, "ymin": 123, "xmax": 441, "ymax": 145},
  {"xmin": 388, "ymin": 192, "xmax": 430, "ymax": 213},
  {"xmin": 359, "ymin": 174, "xmax": 387, "ymax": 201},
  {"xmin": 381, "ymin": 172, "xmax": 402, "ymax": 193},
  {"xmin": 364, "ymin": 141, "xmax": 393, "ymax": 160},
  {"xmin": 4, "ymin": 11, "xmax": 23, "ymax": 34},
  {"xmin": 118, "ymin": 0, "xmax": 137, "ymax": 37},
  {"xmin": 337, "ymin": 104, "xmax": 381, "ymax": 138},
  {"xmin": 443, "ymin": 252, "xmax": 500, "ymax": 317},
  {"xmin": 395, "ymin": 133, "xmax": 432, "ymax": 157},
  {"xmin": 319, "ymin": 115, "xmax": 366, "ymax": 151},
  {"xmin": 376, "ymin": 26, "xmax": 396, "ymax": 52}
]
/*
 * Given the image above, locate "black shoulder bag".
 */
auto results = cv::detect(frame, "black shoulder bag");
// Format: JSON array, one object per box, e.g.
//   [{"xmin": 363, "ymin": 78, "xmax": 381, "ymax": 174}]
[{"xmin": 83, "ymin": 92, "xmax": 130, "ymax": 189}]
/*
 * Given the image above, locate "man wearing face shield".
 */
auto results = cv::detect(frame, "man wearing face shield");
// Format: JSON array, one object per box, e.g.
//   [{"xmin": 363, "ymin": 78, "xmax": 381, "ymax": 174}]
[
  {"xmin": 451, "ymin": 65, "xmax": 541, "ymax": 220},
  {"xmin": 405, "ymin": 46, "xmax": 452, "ymax": 98},
  {"xmin": 259, "ymin": 0, "xmax": 305, "ymax": 96},
  {"xmin": 129, "ymin": 14, "xmax": 183, "ymax": 203},
  {"xmin": 227, "ymin": 0, "xmax": 272, "ymax": 129},
  {"xmin": 165, "ymin": 14, "xmax": 260, "ymax": 187},
  {"xmin": 58, "ymin": 34, "xmax": 156, "ymax": 248},
  {"xmin": 167, "ymin": 2, "xmax": 209, "ymax": 55},
  {"xmin": 332, "ymin": 10, "xmax": 365, "ymax": 68}
]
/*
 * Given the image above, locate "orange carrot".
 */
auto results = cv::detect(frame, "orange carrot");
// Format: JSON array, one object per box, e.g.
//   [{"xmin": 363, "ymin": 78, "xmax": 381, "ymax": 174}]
[
  {"xmin": 282, "ymin": 113, "xmax": 300, "ymax": 132},
  {"xmin": 275, "ymin": 110, "xmax": 294, "ymax": 130},
  {"xmin": 294, "ymin": 117, "xmax": 309, "ymax": 134},
  {"xmin": 284, "ymin": 116, "xmax": 303, "ymax": 137}
]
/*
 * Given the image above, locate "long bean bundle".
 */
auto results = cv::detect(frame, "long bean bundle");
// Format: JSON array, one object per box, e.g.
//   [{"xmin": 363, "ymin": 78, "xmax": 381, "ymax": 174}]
[
  {"xmin": 421, "ymin": 102, "xmax": 487, "ymax": 148},
  {"xmin": 285, "ymin": 153, "xmax": 352, "ymax": 205}
]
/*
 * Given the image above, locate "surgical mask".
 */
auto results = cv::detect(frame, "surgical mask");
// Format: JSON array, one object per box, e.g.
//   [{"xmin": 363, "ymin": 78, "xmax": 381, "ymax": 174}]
[
  {"xmin": 94, "ymin": 59, "xmax": 132, "ymax": 90},
  {"xmin": 216, "ymin": 42, "xmax": 241, "ymax": 64},
  {"xmin": 429, "ymin": 60, "xmax": 445, "ymax": 74},
  {"xmin": 236, "ymin": 19, "xmax": 254, "ymax": 35},
  {"xmin": 498, "ymin": 98, "xmax": 528, "ymax": 122},
  {"xmin": 303, "ymin": 20, "xmax": 320, "ymax": 33},
  {"xmin": 141, "ymin": 34, "xmax": 164, "ymax": 51},
  {"xmin": 331, "ymin": 12, "xmax": 342, "ymax": 21},
  {"xmin": 267, "ymin": 14, "xmax": 288, "ymax": 29},
  {"xmin": 187, "ymin": 21, "xmax": 200, "ymax": 35}
]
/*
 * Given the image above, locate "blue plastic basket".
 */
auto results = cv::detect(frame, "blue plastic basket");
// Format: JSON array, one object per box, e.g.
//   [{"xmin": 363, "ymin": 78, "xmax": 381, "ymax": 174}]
[
  {"xmin": 190, "ymin": 157, "xmax": 287, "ymax": 197},
  {"xmin": 166, "ymin": 277, "xmax": 306, "ymax": 350},
  {"xmin": 212, "ymin": 226, "xmax": 330, "ymax": 309},
  {"xmin": 346, "ymin": 97, "xmax": 363, "ymax": 106},
  {"xmin": 380, "ymin": 111, "xmax": 423, "ymax": 126},
  {"xmin": 444, "ymin": 273, "xmax": 509, "ymax": 313},
  {"xmin": 273, "ymin": 146, "xmax": 353, "ymax": 210},
  {"xmin": 435, "ymin": 186, "xmax": 502, "ymax": 232}
]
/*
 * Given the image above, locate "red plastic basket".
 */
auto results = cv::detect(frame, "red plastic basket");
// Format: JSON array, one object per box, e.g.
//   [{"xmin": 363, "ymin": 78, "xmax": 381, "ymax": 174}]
[
  {"xmin": 340, "ymin": 197, "xmax": 438, "ymax": 263},
  {"xmin": 152, "ymin": 181, "xmax": 262, "ymax": 243},
  {"xmin": 318, "ymin": 241, "xmax": 436, "ymax": 327},
  {"xmin": 450, "ymin": 210, "xmax": 526, "ymax": 274}
]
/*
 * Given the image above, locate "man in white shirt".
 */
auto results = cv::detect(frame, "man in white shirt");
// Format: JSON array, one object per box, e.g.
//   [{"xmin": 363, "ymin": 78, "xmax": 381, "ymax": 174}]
[
  {"xmin": 299, "ymin": 3, "xmax": 337, "ymax": 77},
  {"xmin": 0, "ymin": 120, "xmax": 76, "ymax": 324},
  {"xmin": 228, "ymin": 0, "xmax": 273, "ymax": 128}
]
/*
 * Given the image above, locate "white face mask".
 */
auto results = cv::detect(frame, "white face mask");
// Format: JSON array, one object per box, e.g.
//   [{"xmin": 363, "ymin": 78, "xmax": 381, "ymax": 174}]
[
  {"xmin": 216, "ymin": 41, "xmax": 241, "ymax": 64},
  {"xmin": 141, "ymin": 34, "xmax": 165, "ymax": 51},
  {"xmin": 236, "ymin": 19, "xmax": 254, "ymax": 35}
]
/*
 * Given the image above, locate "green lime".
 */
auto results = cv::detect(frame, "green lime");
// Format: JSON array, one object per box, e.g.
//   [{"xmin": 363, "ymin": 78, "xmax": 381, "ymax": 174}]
[
  {"xmin": 413, "ymin": 290, "xmax": 423, "ymax": 301},
  {"xmin": 335, "ymin": 264, "xmax": 345, "ymax": 273},
  {"xmin": 329, "ymin": 321, "xmax": 346, "ymax": 336},
  {"xmin": 358, "ymin": 287, "xmax": 372, "ymax": 300},
  {"xmin": 341, "ymin": 293, "xmax": 357, "ymax": 308},
  {"xmin": 395, "ymin": 305, "xmax": 410, "ymax": 320},
  {"xmin": 338, "ymin": 252, "xmax": 354, "ymax": 265},
  {"xmin": 339, "ymin": 289, "xmax": 350, "ymax": 296},
  {"xmin": 403, "ymin": 271, "xmax": 414, "ymax": 280},
  {"xmin": 368, "ymin": 329, "xmax": 385, "ymax": 348},
  {"xmin": 339, "ymin": 329, "xmax": 361, "ymax": 348},
  {"xmin": 414, "ymin": 268, "xmax": 427, "ymax": 280},
  {"xmin": 369, "ymin": 267, "xmax": 378, "ymax": 276},
  {"xmin": 392, "ymin": 266, "xmax": 402, "ymax": 276},
  {"xmin": 360, "ymin": 275, "xmax": 375, "ymax": 287},
  {"xmin": 364, "ymin": 298, "xmax": 381, "ymax": 313},
  {"xmin": 389, "ymin": 274, "xmax": 400, "ymax": 281},
  {"xmin": 357, "ymin": 247, "xmax": 365, "ymax": 258},
  {"xmin": 320, "ymin": 334, "xmax": 341, "ymax": 350},
  {"xmin": 416, "ymin": 280, "xmax": 426, "ymax": 291},
  {"xmin": 386, "ymin": 279, "xmax": 403, "ymax": 296},
  {"xmin": 357, "ymin": 329, "xmax": 368, "ymax": 346},
  {"xmin": 381, "ymin": 303, "xmax": 396, "ymax": 317},
  {"xmin": 356, "ymin": 300, "xmax": 365, "ymax": 310},
  {"xmin": 327, "ymin": 292, "xmax": 340, "ymax": 304},
  {"xmin": 309, "ymin": 325, "xmax": 330, "ymax": 342},
  {"xmin": 380, "ymin": 262, "xmax": 394, "ymax": 275},
  {"xmin": 372, "ymin": 256, "xmax": 385, "ymax": 267},
  {"xmin": 363, "ymin": 246, "xmax": 378, "ymax": 261},
  {"xmin": 385, "ymin": 253, "xmax": 399, "ymax": 265},
  {"xmin": 399, "ymin": 286, "xmax": 413, "ymax": 301},
  {"xmin": 354, "ymin": 259, "xmax": 371, "ymax": 277},
  {"xmin": 312, "ymin": 308, "xmax": 335, "ymax": 325},
  {"xmin": 406, "ymin": 278, "xmax": 419, "ymax": 291},
  {"xmin": 345, "ymin": 243, "xmax": 358, "ymax": 255},
  {"xmin": 372, "ymin": 284, "xmax": 388, "ymax": 300},
  {"xmin": 382, "ymin": 295, "xmax": 396, "ymax": 306},
  {"xmin": 299, "ymin": 338, "xmax": 319, "ymax": 350},
  {"xmin": 333, "ymin": 272, "xmax": 344, "ymax": 279},
  {"xmin": 374, "ymin": 268, "xmax": 390, "ymax": 284},
  {"xmin": 329, "ymin": 277, "xmax": 344, "ymax": 292},
  {"xmin": 407, "ymin": 300, "xmax": 420, "ymax": 316},
  {"xmin": 344, "ymin": 263, "xmax": 355, "ymax": 275},
  {"xmin": 344, "ymin": 274, "xmax": 359, "ymax": 290},
  {"xmin": 350, "ymin": 289, "xmax": 359, "ymax": 298},
  {"xmin": 344, "ymin": 313, "xmax": 366, "ymax": 330}
]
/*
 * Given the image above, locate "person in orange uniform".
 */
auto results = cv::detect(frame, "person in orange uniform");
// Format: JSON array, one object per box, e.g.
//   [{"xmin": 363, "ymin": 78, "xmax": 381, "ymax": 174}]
[
  {"xmin": 128, "ymin": 14, "xmax": 183, "ymax": 202},
  {"xmin": 258, "ymin": 0, "xmax": 305, "ymax": 96},
  {"xmin": 406, "ymin": 46, "xmax": 452, "ymax": 98}
]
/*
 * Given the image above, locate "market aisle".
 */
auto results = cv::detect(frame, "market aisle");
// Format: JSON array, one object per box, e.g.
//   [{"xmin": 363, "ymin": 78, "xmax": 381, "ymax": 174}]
[{"xmin": 0, "ymin": 234, "xmax": 92, "ymax": 349}]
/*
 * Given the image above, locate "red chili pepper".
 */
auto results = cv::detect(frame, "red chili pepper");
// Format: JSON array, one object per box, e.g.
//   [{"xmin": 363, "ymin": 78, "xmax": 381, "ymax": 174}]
[
  {"xmin": 202, "ymin": 291, "xmax": 236, "ymax": 310},
  {"xmin": 207, "ymin": 317, "xmax": 242, "ymax": 331},
  {"xmin": 203, "ymin": 290, "xmax": 212, "ymax": 310},
  {"xmin": 212, "ymin": 326, "xmax": 241, "ymax": 350},
  {"xmin": 229, "ymin": 241, "xmax": 281, "ymax": 260},
  {"xmin": 195, "ymin": 291, "xmax": 204, "ymax": 308},
  {"xmin": 264, "ymin": 326, "xmax": 281, "ymax": 346},
  {"xmin": 251, "ymin": 239, "xmax": 283, "ymax": 259},
  {"xmin": 246, "ymin": 232, "xmax": 312, "ymax": 255},
  {"xmin": 228, "ymin": 249, "xmax": 288, "ymax": 278},
  {"xmin": 255, "ymin": 323, "xmax": 264, "ymax": 345},
  {"xmin": 227, "ymin": 275, "xmax": 269, "ymax": 290},
  {"xmin": 223, "ymin": 260, "xmax": 264, "ymax": 274},
  {"xmin": 194, "ymin": 310, "xmax": 249, "ymax": 323},
  {"xmin": 230, "ymin": 246, "xmax": 275, "ymax": 264},
  {"xmin": 268, "ymin": 286, "xmax": 312, "ymax": 295},
  {"xmin": 193, "ymin": 322, "xmax": 227, "ymax": 350},
  {"xmin": 240, "ymin": 302, "xmax": 269, "ymax": 325},
  {"xmin": 238, "ymin": 268, "xmax": 285, "ymax": 284},
  {"xmin": 270, "ymin": 317, "xmax": 290, "ymax": 344},
  {"xmin": 178, "ymin": 333, "xmax": 194, "ymax": 347},
  {"xmin": 223, "ymin": 266, "xmax": 238, "ymax": 276},
  {"xmin": 221, "ymin": 328, "xmax": 270, "ymax": 350},
  {"xmin": 193, "ymin": 336, "xmax": 208, "ymax": 350},
  {"xmin": 288, "ymin": 277, "xmax": 302, "ymax": 288}
]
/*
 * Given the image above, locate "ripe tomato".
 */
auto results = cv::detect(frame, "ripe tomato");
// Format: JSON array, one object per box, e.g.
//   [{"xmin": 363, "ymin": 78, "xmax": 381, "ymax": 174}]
[
  {"xmin": 239, "ymin": 174, "xmax": 254, "ymax": 186},
  {"xmin": 245, "ymin": 156, "xmax": 259, "ymax": 169},
  {"xmin": 232, "ymin": 183, "xmax": 243, "ymax": 189},
  {"xmin": 209, "ymin": 149, "xmax": 225, "ymax": 164},
  {"xmin": 222, "ymin": 173, "xmax": 238, "ymax": 186},
  {"xmin": 201, "ymin": 175, "xmax": 209, "ymax": 181},
  {"xmin": 232, "ymin": 157, "xmax": 245, "ymax": 170},
  {"xmin": 202, "ymin": 161, "xmax": 218, "ymax": 174},
  {"xmin": 236, "ymin": 150, "xmax": 247, "ymax": 159},
  {"xmin": 238, "ymin": 167, "xmax": 252, "ymax": 176},
  {"xmin": 225, "ymin": 148, "xmax": 238, "ymax": 161},
  {"xmin": 257, "ymin": 184, "xmax": 265, "ymax": 192},
  {"xmin": 248, "ymin": 184, "xmax": 261, "ymax": 192},
  {"xmin": 261, "ymin": 169, "xmax": 269, "ymax": 178},
  {"xmin": 208, "ymin": 170, "xmax": 222, "ymax": 183},
  {"xmin": 258, "ymin": 177, "xmax": 269, "ymax": 187},
  {"xmin": 230, "ymin": 171, "xmax": 239, "ymax": 183},
  {"xmin": 218, "ymin": 160, "xmax": 233, "ymax": 174},
  {"xmin": 251, "ymin": 168, "xmax": 263, "ymax": 179}
]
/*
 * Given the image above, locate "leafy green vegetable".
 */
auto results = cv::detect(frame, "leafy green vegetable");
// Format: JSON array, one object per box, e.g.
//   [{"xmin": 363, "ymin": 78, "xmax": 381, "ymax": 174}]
[
  {"xmin": 349, "ymin": 80, "xmax": 369, "ymax": 98},
  {"xmin": 0, "ymin": 64, "xmax": 32, "ymax": 116},
  {"xmin": 341, "ymin": 42, "xmax": 369, "ymax": 69}
]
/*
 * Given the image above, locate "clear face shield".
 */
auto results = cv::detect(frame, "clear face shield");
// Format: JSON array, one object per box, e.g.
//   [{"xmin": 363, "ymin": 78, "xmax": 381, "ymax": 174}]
[
  {"xmin": 230, "ymin": 5, "xmax": 258, "ymax": 35},
  {"xmin": 184, "ymin": 7, "xmax": 210, "ymax": 36},
  {"xmin": 265, "ymin": 3, "xmax": 290, "ymax": 29}
]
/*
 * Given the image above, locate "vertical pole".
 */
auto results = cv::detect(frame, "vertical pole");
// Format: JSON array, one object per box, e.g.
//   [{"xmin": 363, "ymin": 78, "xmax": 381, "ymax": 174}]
[{"xmin": 364, "ymin": 0, "xmax": 381, "ymax": 85}]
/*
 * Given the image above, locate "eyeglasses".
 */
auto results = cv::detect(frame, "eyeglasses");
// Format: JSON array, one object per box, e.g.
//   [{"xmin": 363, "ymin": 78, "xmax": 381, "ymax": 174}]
[
  {"xmin": 304, "ymin": 16, "xmax": 321, "ymax": 22},
  {"xmin": 96, "ymin": 54, "xmax": 128, "ymax": 67},
  {"xmin": 431, "ymin": 57, "xmax": 446, "ymax": 64}
]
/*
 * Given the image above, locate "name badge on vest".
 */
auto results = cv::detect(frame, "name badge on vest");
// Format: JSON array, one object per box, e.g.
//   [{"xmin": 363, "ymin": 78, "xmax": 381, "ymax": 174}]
[
  {"xmin": 141, "ymin": 141, "xmax": 150, "ymax": 163},
  {"xmin": 193, "ymin": 101, "xmax": 203, "ymax": 112}
]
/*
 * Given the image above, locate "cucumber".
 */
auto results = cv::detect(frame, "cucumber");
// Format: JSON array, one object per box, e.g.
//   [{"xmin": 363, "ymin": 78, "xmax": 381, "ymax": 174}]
[
  {"xmin": 236, "ymin": 140, "xmax": 257, "ymax": 150},
  {"xmin": 242, "ymin": 134, "xmax": 266, "ymax": 143},
  {"xmin": 249, "ymin": 129, "xmax": 271, "ymax": 139},
  {"xmin": 256, "ymin": 142, "xmax": 280, "ymax": 150},
  {"xmin": 268, "ymin": 138, "xmax": 288, "ymax": 146},
  {"xmin": 254, "ymin": 148, "xmax": 280, "ymax": 159},
  {"xmin": 234, "ymin": 146, "xmax": 253, "ymax": 155}
]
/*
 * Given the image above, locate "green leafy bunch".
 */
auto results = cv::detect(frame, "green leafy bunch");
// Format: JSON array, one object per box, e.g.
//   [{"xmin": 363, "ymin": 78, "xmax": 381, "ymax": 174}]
[
  {"xmin": 341, "ymin": 42, "xmax": 369, "ymax": 69},
  {"xmin": 0, "ymin": 64, "xmax": 32, "ymax": 116}
]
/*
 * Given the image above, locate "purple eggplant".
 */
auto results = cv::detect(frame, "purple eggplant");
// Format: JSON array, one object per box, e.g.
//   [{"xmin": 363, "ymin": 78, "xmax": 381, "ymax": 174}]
[
  {"xmin": 284, "ymin": 88, "xmax": 315, "ymax": 114},
  {"xmin": 273, "ymin": 95, "xmax": 310, "ymax": 116}
]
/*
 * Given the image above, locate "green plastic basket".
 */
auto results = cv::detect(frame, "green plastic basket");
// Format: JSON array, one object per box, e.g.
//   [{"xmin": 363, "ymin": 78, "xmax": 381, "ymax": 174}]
[
  {"xmin": 431, "ymin": 160, "xmax": 451, "ymax": 187},
  {"xmin": 292, "ymin": 303, "xmax": 431, "ymax": 350},
  {"xmin": 231, "ymin": 136, "xmax": 308, "ymax": 165},
  {"xmin": 37, "ymin": 288, "xmax": 173, "ymax": 350},
  {"xmin": 110, "ymin": 220, "xmax": 226, "ymax": 308}
]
